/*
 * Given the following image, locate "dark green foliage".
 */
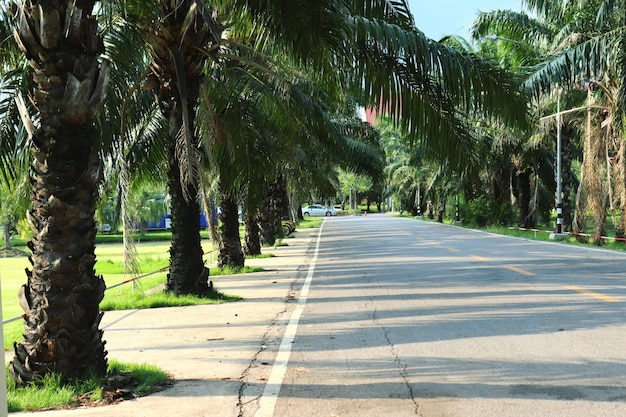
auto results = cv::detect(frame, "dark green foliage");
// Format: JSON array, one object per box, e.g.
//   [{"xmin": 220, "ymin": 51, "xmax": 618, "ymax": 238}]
[{"xmin": 462, "ymin": 195, "xmax": 515, "ymax": 227}]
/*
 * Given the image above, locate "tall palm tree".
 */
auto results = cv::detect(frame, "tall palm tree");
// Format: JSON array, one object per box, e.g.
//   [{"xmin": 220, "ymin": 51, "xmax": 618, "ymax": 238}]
[
  {"xmin": 121, "ymin": 0, "xmax": 222, "ymax": 294},
  {"xmin": 9, "ymin": 0, "xmax": 109, "ymax": 384},
  {"xmin": 514, "ymin": 0, "xmax": 626, "ymax": 242},
  {"xmin": 472, "ymin": 1, "xmax": 611, "ymax": 235}
]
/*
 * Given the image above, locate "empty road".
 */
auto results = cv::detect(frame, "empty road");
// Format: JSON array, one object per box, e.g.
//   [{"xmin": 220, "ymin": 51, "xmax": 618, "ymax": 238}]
[{"xmin": 244, "ymin": 214, "xmax": 626, "ymax": 417}]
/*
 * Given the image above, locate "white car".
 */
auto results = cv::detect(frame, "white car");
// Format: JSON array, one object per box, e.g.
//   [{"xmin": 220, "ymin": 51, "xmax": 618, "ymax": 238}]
[{"xmin": 302, "ymin": 204, "xmax": 337, "ymax": 217}]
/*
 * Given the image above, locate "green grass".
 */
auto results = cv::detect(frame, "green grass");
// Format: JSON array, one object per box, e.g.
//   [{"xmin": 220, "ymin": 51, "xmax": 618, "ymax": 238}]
[
  {"xmin": 101, "ymin": 288, "xmax": 241, "ymax": 311},
  {"xmin": 7, "ymin": 359, "xmax": 169, "ymax": 412},
  {"xmin": 0, "ymin": 221, "xmax": 310, "ymax": 349},
  {"xmin": 247, "ymin": 253, "xmax": 276, "ymax": 259},
  {"xmin": 107, "ymin": 359, "xmax": 169, "ymax": 394},
  {"xmin": 298, "ymin": 216, "xmax": 323, "ymax": 228},
  {"xmin": 210, "ymin": 265, "xmax": 264, "ymax": 275},
  {"xmin": 0, "ymin": 236, "xmax": 256, "ymax": 349},
  {"xmin": 485, "ymin": 225, "xmax": 626, "ymax": 251}
]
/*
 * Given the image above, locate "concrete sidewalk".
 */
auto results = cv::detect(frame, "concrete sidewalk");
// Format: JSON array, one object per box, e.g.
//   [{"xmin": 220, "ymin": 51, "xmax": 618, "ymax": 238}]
[{"xmin": 12, "ymin": 230, "xmax": 317, "ymax": 417}]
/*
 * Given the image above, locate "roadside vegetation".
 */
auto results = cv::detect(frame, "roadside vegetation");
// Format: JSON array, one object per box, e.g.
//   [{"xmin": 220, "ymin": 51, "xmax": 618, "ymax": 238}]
[
  {"xmin": 7, "ymin": 360, "xmax": 169, "ymax": 412},
  {"xmin": 0, "ymin": 215, "xmax": 315, "ymax": 346},
  {"xmin": 400, "ymin": 211, "xmax": 626, "ymax": 252},
  {"xmin": 0, "ymin": 224, "xmax": 291, "ymax": 411}
]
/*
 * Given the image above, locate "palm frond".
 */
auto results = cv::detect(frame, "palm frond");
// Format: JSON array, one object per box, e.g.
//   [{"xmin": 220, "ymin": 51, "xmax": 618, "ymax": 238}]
[{"xmin": 524, "ymin": 29, "xmax": 622, "ymax": 96}]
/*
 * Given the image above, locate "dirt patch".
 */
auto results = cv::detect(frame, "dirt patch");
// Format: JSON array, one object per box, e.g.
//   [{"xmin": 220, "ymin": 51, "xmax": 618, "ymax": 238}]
[{"xmin": 0, "ymin": 248, "xmax": 28, "ymax": 258}]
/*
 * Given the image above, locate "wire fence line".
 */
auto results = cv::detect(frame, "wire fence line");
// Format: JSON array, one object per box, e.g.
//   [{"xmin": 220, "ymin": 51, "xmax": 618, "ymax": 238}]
[
  {"xmin": 510, "ymin": 226, "xmax": 626, "ymax": 242},
  {"xmin": 2, "ymin": 248, "xmax": 219, "ymax": 326}
]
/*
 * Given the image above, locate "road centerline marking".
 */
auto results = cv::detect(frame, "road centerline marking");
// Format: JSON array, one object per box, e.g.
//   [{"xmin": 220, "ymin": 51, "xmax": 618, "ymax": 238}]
[
  {"xmin": 503, "ymin": 265, "xmax": 535, "ymax": 276},
  {"xmin": 469, "ymin": 255, "xmax": 534, "ymax": 276},
  {"xmin": 565, "ymin": 285, "xmax": 622, "ymax": 303}
]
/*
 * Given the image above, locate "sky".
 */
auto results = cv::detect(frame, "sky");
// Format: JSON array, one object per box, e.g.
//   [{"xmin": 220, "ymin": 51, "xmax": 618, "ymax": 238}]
[{"xmin": 407, "ymin": 0, "xmax": 522, "ymax": 41}]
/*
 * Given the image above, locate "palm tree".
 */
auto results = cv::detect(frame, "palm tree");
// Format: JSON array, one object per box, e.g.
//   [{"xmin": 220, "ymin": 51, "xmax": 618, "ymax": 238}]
[
  {"xmin": 512, "ymin": 0, "xmax": 626, "ymax": 243},
  {"xmin": 8, "ymin": 0, "xmax": 109, "ymax": 384},
  {"xmin": 471, "ymin": 1, "xmax": 609, "ymax": 234},
  {"xmin": 121, "ymin": 0, "xmax": 221, "ymax": 294}
]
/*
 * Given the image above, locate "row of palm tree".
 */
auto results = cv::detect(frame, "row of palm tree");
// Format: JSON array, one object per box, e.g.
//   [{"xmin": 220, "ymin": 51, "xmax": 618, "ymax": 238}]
[
  {"xmin": 1, "ymin": 0, "xmax": 528, "ymax": 386},
  {"xmin": 473, "ymin": 0, "xmax": 626, "ymax": 242},
  {"xmin": 384, "ymin": 0, "xmax": 626, "ymax": 243}
]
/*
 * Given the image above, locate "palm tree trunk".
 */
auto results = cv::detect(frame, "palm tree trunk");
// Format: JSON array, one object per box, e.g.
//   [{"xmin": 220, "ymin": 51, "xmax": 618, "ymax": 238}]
[
  {"xmin": 259, "ymin": 178, "xmax": 285, "ymax": 245},
  {"xmin": 165, "ymin": 125, "xmax": 209, "ymax": 295},
  {"xmin": 259, "ymin": 195, "xmax": 277, "ymax": 245},
  {"xmin": 3, "ymin": 222, "xmax": 11, "ymax": 249},
  {"xmin": 244, "ymin": 211, "xmax": 262, "ymax": 256},
  {"xmin": 11, "ymin": 1, "xmax": 108, "ymax": 385},
  {"xmin": 146, "ymin": 1, "xmax": 218, "ymax": 296},
  {"xmin": 517, "ymin": 167, "xmax": 534, "ymax": 229},
  {"xmin": 584, "ymin": 91, "xmax": 607, "ymax": 245},
  {"xmin": 616, "ymin": 139, "xmax": 626, "ymax": 242},
  {"xmin": 218, "ymin": 184, "xmax": 244, "ymax": 268},
  {"xmin": 573, "ymin": 166, "xmax": 589, "ymax": 243},
  {"xmin": 560, "ymin": 123, "xmax": 576, "ymax": 231}
]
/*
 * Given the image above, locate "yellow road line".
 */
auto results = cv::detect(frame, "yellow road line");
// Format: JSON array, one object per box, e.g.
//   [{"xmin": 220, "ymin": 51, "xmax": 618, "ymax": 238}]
[
  {"xmin": 445, "ymin": 247, "xmax": 459, "ymax": 252},
  {"xmin": 470, "ymin": 255, "xmax": 534, "ymax": 277},
  {"xmin": 503, "ymin": 265, "xmax": 535, "ymax": 276},
  {"xmin": 565, "ymin": 285, "xmax": 622, "ymax": 303}
]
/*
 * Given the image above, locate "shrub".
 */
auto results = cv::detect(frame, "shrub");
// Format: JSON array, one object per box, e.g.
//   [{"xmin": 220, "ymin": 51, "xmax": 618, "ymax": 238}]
[{"xmin": 462, "ymin": 195, "xmax": 515, "ymax": 227}]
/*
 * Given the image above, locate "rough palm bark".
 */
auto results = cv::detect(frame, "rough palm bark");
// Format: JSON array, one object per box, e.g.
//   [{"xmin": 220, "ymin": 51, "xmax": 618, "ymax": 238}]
[
  {"xmin": 559, "ymin": 122, "xmax": 576, "ymax": 232},
  {"xmin": 165, "ymin": 137, "xmax": 209, "ymax": 295},
  {"xmin": 145, "ymin": 1, "xmax": 220, "ymax": 295},
  {"xmin": 258, "ymin": 191, "xmax": 278, "ymax": 246},
  {"xmin": 573, "ymin": 162, "xmax": 589, "ymax": 243},
  {"xmin": 516, "ymin": 167, "xmax": 534, "ymax": 229},
  {"xmin": 218, "ymin": 184, "xmax": 244, "ymax": 268},
  {"xmin": 243, "ymin": 211, "xmax": 262, "ymax": 256},
  {"xmin": 584, "ymin": 92, "xmax": 607, "ymax": 245},
  {"xmin": 615, "ymin": 140, "xmax": 626, "ymax": 242},
  {"xmin": 10, "ymin": 1, "xmax": 108, "ymax": 384}
]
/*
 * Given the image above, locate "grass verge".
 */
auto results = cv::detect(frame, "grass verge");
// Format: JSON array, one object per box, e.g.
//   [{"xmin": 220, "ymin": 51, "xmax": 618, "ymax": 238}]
[
  {"xmin": 101, "ymin": 288, "xmax": 241, "ymax": 311},
  {"xmin": 7, "ymin": 359, "xmax": 169, "ymax": 412}
]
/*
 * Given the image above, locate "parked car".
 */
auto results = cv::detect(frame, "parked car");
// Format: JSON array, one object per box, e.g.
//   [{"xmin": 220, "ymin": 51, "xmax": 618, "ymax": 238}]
[{"xmin": 302, "ymin": 204, "xmax": 337, "ymax": 217}]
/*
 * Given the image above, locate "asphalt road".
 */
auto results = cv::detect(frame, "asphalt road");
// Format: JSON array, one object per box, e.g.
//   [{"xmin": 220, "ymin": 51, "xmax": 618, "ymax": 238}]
[{"xmin": 249, "ymin": 214, "xmax": 626, "ymax": 417}]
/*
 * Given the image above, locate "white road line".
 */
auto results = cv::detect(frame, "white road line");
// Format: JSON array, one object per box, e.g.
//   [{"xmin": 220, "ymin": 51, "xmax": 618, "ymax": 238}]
[{"xmin": 254, "ymin": 221, "xmax": 325, "ymax": 417}]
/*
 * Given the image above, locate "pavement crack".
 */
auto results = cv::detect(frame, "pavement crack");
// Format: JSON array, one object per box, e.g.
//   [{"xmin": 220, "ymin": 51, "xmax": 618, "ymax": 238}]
[
  {"xmin": 370, "ymin": 280, "xmax": 421, "ymax": 416},
  {"xmin": 238, "ymin": 269, "xmax": 306, "ymax": 416}
]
